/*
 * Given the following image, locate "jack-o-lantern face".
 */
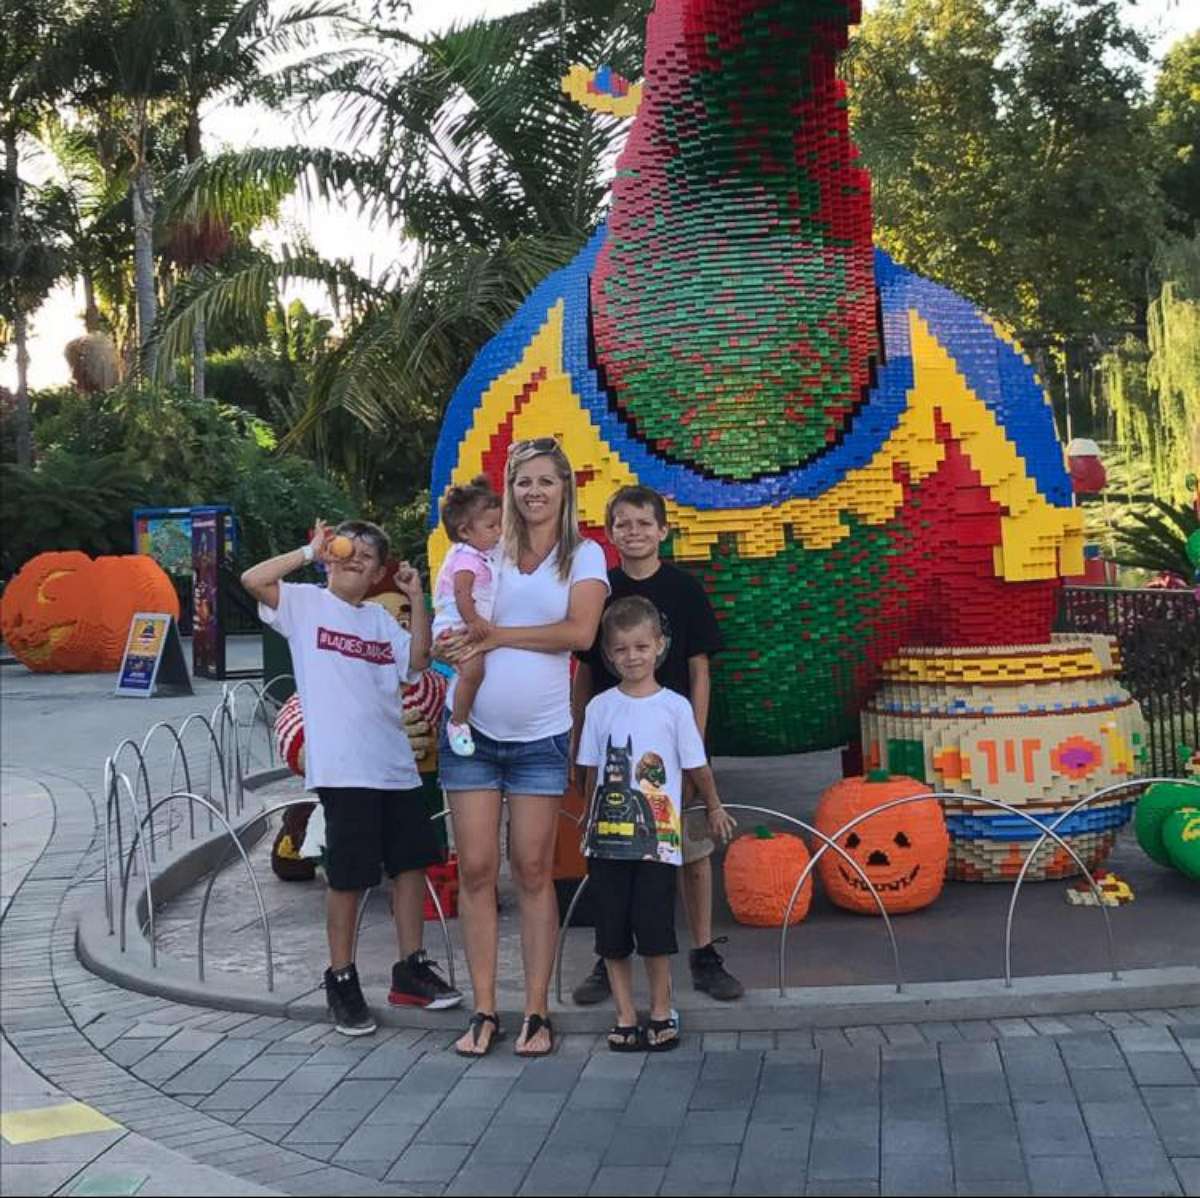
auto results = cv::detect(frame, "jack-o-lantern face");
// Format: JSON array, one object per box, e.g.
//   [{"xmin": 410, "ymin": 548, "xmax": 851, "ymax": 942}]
[
  {"xmin": 815, "ymin": 772, "xmax": 949, "ymax": 914},
  {"xmin": 0, "ymin": 551, "xmax": 93, "ymax": 670},
  {"xmin": 0, "ymin": 551, "xmax": 179, "ymax": 673}
]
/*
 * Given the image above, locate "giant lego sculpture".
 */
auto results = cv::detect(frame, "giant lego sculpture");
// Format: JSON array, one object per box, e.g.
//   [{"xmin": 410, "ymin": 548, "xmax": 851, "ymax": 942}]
[{"xmin": 428, "ymin": 0, "xmax": 1087, "ymax": 772}]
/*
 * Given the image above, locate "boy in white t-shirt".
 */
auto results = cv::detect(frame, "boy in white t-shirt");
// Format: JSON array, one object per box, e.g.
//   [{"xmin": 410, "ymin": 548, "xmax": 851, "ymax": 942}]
[
  {"xmin": 243, "ymin": 518, "xmax": 461, "ymax": 1036},
  {"xmin": 576, "ymin": 596, "xmax": 735, "ymax": 1052},
  {"xmin": 432, "ymin": 476, "xmax": 501, "ymax": 757}
]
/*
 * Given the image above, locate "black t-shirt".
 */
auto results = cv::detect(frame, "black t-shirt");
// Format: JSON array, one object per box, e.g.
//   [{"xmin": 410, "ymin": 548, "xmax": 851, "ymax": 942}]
[{"xmin": 581, "ymin": 562, "xmax": 723, "ymax": 698}]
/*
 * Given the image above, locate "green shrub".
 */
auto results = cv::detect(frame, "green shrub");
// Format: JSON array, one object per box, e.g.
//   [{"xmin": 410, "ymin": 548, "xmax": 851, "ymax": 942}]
[
  {"xmin": 379, "ymin": 490, "xmax": 432, "ymax": 577},
  {"xmin": 3, "ymin": 381, "xmax": 356, "ymax": 579},
  {"xmin": 0, "ymin": 451, "xmax": 150, "ymax": 575}
]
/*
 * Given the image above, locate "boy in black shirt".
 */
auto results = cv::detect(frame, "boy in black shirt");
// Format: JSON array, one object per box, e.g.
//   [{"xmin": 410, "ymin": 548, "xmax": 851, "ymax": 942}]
[{"xmin": 571, "ymin": 485, "xmax": 744, "ymax": 1003}]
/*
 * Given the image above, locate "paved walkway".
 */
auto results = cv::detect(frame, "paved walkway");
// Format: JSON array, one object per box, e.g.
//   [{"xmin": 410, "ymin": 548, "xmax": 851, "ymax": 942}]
[{"xmin": 2, "ymin": 653, "xmax": 1199, "ymax": 1196}]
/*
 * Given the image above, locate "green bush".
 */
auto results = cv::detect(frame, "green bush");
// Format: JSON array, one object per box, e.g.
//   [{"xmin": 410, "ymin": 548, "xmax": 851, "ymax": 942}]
[
  {"xmin": 3, "ymin": 381, "xmax": 356, "ymax": 579},
  {"xmin": 379, "ymin": 489, "xmax": 432, "ymax": 578},
  {"xmin": 0, "ymin": 451, "xmax": 150, "ymax": 575},
  {"xmin": 231, "ymin": 451, "xmax": 354, "ymax": 564}
]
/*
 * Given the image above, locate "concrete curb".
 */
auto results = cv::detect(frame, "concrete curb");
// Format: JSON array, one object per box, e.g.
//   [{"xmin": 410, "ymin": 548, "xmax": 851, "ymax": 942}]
[{"xmin": 77, "ymin": 769, "xmax": 1200, "ymax": 1031}]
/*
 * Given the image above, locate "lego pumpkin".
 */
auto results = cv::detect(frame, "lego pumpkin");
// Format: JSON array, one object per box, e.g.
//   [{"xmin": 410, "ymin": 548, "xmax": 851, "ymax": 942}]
[
  {"xmin": 723, "ymin": 826, "xmax": 812, "ymax": 926},
  {"xmin": 0, "ymin": 551, "xmax": 179, "ymax": 673},
  {"xmin": 815, "ymin": 771, "xmax": 948, "ymax": 914}
]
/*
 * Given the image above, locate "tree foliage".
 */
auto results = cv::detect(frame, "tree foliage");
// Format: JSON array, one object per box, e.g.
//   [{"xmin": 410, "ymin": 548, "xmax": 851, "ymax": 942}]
[
  {"xmin": 1153, "ymin": 30, "xmax": 1200, "ymax": 235},
  {"xmin": 1099, "ymin": 234, "xmax": 1200, "ymax": 503},
  {"xmin": 845, "ymin": 0, "xmax": 1164, "ymax": 349}
]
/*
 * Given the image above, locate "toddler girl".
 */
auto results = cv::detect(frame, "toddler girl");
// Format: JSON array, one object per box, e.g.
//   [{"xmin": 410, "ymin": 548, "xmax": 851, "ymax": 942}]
[{"xmin": 433, "ymin": 476, "xmax": 502, "ymax": 756}]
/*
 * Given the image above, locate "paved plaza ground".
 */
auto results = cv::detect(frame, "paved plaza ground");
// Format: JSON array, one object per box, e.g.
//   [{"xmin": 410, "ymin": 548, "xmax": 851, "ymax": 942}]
[{"xmin": 2, "ymin": 641, "xmax": 1198, "ymax": 1196}]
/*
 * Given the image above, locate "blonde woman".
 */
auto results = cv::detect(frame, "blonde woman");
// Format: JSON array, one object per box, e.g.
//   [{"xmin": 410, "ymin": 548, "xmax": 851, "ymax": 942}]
[{"xmin": 437, "ymin": 439, "xmax": 608, "ymax": 1057}]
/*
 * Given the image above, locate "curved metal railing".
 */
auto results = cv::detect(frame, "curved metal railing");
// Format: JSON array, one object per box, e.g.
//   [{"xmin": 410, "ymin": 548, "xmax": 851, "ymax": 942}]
[
  {"xmin": 119, "ymin": 791, "xmax": 269, "ymax": 977},
  {"xmin": 101, "ymin": 675, "xmax": 1195, "ymax": 1007}
]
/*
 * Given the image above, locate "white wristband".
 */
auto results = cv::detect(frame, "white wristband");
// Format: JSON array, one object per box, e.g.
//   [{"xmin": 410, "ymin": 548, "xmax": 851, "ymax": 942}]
[{"xmin": 300, "ymin": 544, "xmax": 315, "ymax": 564}]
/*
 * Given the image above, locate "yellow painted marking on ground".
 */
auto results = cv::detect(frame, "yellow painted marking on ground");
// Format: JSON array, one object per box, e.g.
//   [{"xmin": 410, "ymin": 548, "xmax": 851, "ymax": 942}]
[{"xmin": 0, "ymin": 1102, "xmax": 121, "ymax": 1144}]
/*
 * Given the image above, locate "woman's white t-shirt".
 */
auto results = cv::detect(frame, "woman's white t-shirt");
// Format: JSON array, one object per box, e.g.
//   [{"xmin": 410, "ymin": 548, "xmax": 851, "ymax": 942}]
[{"xmin": 459, "ymin": 538, "xmax": 609, "ymax": 743}]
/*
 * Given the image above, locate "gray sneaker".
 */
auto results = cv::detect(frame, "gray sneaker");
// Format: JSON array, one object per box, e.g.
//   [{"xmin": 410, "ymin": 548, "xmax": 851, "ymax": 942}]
[{"xmin": 572, "ymin": 957, "xmax": 611, "ymax": 1005}]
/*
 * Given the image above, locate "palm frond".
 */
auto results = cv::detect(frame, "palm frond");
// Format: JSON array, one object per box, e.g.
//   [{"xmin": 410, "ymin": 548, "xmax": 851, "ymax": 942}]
[
  {"xmin": 148, "ymin": 246, "xmax": 383, "ymax": 379},
  {"xmin": 159, "ymin": 145, "xmax": 399, "ymax": 228},
  {"xmin": 291, "ymin": 234, "xmax": 581, "ymax": 440},
  {"xmin": 1109, "ymin": 498, "xmax": 1199, "ymax": 578}
]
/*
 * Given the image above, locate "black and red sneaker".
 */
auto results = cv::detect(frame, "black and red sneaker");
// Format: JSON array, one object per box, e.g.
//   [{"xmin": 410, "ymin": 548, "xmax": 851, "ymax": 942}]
[{"xmin": 388, "ymin": 950, "xmax": 463, "ymax": 1010}]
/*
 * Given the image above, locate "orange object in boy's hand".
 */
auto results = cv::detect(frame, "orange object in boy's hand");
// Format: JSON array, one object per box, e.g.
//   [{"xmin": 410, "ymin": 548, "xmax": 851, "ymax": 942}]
[{"xmin": 329, "ymin": 535, "xmax": 354, "ymax": 559}]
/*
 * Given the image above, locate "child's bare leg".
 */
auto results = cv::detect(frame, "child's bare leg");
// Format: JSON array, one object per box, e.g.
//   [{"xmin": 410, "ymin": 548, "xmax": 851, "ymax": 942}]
[
  {"xmin": 606, "ymin": 955, "xmax": 637, "ymax": 1027},
  {"xmin": 644, "ymin": 956, "xmax": 672, "ymax": 1021},
  {"xmin": 450, "ymin": 656, "xmax": 484, "ymax": 725},
  {"xmin": 645, "ymin": 955, "xmax": 677, "ymax": 1047}
]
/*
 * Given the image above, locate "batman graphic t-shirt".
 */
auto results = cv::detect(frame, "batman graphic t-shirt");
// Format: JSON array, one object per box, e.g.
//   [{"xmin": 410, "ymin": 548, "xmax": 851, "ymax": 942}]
[{"xmin": 576, "ymin": 687, "xmax": 708, "ymax": 865}]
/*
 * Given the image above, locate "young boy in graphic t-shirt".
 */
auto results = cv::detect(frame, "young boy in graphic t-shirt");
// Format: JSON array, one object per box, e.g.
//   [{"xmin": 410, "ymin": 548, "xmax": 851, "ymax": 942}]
[
  {"xmin": 577, "ymin": 596, "xmax": 734, "ymax": 1051},
  {"xmin": 243, "ymin": 518, "xmax": 461, "ymax": 1035},
  {"xmin": 572, "ymin": 485, "xmax": 745, "ymax": 1005}
]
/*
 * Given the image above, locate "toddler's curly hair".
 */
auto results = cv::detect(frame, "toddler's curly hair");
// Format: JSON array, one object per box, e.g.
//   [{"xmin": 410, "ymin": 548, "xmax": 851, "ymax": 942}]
[{"xmin": 440, "ymin": 475, "xmax": 501, "ymax": 542}]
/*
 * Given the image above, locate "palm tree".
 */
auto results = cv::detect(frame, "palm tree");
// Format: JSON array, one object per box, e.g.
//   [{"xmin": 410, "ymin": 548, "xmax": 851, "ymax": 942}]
[
  {"xmin": 46, "ymin": 0, "xmax": 181, "ymax": 378},
  {"xmin": 152, "ymin": 0, "xmax": 647, "ymax": 441},
  {"xmin": 2, "ymin": 0, "xmax": 71, "ymax": 465},
  {"xmin": 161, "ymin": 0, "xmax": 354, "ymax": 396},
  {"xmin": 38, "ymin": 117, "xmax": 134, "ymax": 340}
]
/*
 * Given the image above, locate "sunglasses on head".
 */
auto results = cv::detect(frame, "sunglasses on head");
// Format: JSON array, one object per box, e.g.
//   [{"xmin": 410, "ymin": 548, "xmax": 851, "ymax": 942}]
[{"xmin": 507, "ymin": 436, "xmax": 561, "ymax": 456}]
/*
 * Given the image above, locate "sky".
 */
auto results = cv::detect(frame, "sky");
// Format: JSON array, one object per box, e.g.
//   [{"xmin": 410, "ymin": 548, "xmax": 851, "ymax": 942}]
[{"xmin": 6, "ymin": 0, "xmax": 1197, "ymax": 392}]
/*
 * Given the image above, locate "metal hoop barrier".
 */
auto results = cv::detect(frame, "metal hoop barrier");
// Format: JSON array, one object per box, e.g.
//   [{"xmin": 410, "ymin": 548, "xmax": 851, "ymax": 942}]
[
  {"xmin": 260, "ymin": 673, "xmax": 295, "ymax": 704},
  {"xmin": 552, "ymin": 801, "xmax": 902, "ymax": 1004},
  {"xmin": 1004, "ymin": 777, "xmax": 1200, "ymax": 987},
  {"xmin": 175, "ymin": 712, "xmax": 231, "ymax": 825},
  {"xmin": 110, "ymin": 739, "xmax": 156, "ymax": 862},
  {"xmin": 245, "ymin": 674, "xmax": 299, "ymax": 771},
  {"xmin": 780, "ymin": 790, "xmax": 1121, "ymax": 997},
  {"xmin": 103, "ymin": 762, "xmax": 149, "ymax": 934},
  {"xmin": 212, "ymin": 694, "xmax": 245, "ymax": 816},
  {"xmin": 196, "ymin": 797, "xmax": 317, "ymax": 989},
  {"xmin": 112, "ymin": 776, "xmax": 167, "ymax": 959},
  {"xmin": 122, "ymin": 792, "xmax": 270, "ymax": 983},
  {"xmin": 225, "ymin": 679, "xmax": 275, "ymax": 775},
  {"xmin": 194, "ymin": 800, "xmax": 458, "ymax": 994},
  {"xmin": 139, "ymin": 722, "xmax": 195, "ymax": 848}
]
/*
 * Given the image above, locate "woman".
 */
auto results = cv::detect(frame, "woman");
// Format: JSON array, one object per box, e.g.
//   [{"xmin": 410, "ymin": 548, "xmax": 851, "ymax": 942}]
[{"xmin": 438, "ymin": 438, "xmax": 608, "ymax": 1056}]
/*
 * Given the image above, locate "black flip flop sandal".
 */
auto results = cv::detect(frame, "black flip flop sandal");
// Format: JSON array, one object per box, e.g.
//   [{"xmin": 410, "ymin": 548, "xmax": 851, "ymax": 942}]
[
  {"xmin": 608, "ymin": 1024, "xmax": 646, "ymax": 1053},
  {"xmin": 646, "ymin": 1015, "xmax": 680, "ymax": 1052},
  {"xmin": 455, "ymin": 1011, "xmax": 503, "ymax": 1058},
  {"xmin": 514, "ymin": 1013, "xmax": 555, "ymax": 1057}
]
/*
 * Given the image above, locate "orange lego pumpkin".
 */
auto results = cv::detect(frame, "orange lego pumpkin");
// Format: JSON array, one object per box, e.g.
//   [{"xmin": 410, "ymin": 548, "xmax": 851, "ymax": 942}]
[
  {"xmin": 723, "ymin": 826, "xmax": 812, "ymax": 926},
  {"xmin": 0, "ymin": 552, "xmax": 179, "ymax": 673},
  {"xmin": 815, "ymin": 771, "xmax": 948, "ymax": 914}
]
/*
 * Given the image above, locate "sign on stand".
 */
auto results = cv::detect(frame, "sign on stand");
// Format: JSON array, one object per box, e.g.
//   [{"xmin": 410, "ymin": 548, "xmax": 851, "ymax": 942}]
[{"xmin": 114, "ymin": 613, "xmax": 193, "ymax": 698}]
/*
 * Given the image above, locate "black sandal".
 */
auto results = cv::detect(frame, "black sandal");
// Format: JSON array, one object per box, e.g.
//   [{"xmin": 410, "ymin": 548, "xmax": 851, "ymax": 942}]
[
  {"xmin": 455, "ymin": 1011, "xmax": 503, "ymax": 1058},
  {"xmin": 514, "ymin": 1013, "xmax": 555, "ymax": 1057},
  {"xmin": 608, "ymin": 1024, "xmax": 645, "ymax": 1053},
  {"xmin": 646, "ymin": 1015, "xmax": 679, "ymax": 1052}
]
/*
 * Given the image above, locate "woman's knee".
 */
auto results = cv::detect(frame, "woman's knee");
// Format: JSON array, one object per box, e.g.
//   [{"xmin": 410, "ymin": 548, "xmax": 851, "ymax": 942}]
[
  {"xmin": 509, "ymin": 849, "xmax": 554, "ymax": 895},
  {"xmin": 457, "ymin": 850, "xmax": 499, "ymax": 893}
]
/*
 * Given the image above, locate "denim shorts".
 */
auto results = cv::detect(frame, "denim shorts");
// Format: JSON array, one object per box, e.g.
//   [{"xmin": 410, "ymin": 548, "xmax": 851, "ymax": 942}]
[{"xmin": 438, "ymin": 717, "xmax": 569, "ymax": 797}]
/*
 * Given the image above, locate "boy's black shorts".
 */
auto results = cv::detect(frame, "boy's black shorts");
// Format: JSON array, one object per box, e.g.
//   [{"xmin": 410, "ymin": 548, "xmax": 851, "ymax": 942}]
[
  {"xmin": 588, "ymin": 857, "xmax": 678, "ymax": 959},
  {"xmin": 317, "ymin": 787, "xmax": 444, "ymax": 892}
]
